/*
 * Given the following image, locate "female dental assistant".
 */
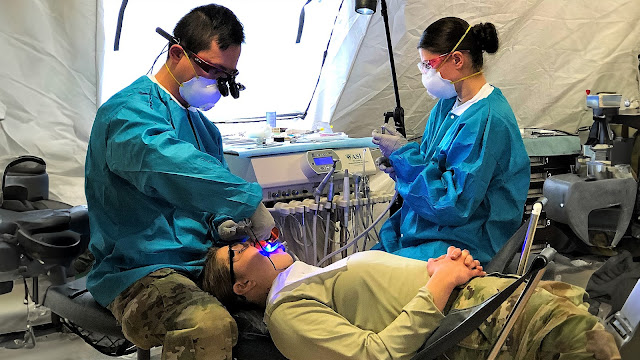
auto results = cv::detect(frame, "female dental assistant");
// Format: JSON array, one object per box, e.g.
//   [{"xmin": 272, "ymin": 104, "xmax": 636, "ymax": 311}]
[{"xmin": 372, "ymin": 17, "xmax": 530, "ymax": 264}]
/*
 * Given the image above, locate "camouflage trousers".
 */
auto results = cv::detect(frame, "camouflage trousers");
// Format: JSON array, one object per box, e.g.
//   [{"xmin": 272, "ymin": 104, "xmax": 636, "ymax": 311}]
[
  {"xmin": 443, "ymin": 275, "xmax": 620, "ymax": 360},
  {"xmin": 108, "ymin": 268, "xmax": 238, "ymax": 360}
]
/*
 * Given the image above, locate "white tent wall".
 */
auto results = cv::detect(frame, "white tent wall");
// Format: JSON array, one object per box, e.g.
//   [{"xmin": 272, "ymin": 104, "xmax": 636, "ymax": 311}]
[
  {"xmin": 1, "ymin": 0, "xmax": 640, "ymax": 204},
  {"xmin": 320, "ymin": 0, "xmax": 640, "ymax": 140},
  {"xmin": 0, "ymin": 0, "xmax": 100, "ymax": 205}
]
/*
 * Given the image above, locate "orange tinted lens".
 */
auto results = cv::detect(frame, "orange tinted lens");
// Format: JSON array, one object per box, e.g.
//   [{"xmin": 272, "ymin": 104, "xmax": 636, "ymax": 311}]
[
  {"xmin": 270, "ymin": 227, "xmax": 280, "ymax": 241},
  {"xmin": 427, "ymin": 57, "xmax": 443, "ymax": 69}
]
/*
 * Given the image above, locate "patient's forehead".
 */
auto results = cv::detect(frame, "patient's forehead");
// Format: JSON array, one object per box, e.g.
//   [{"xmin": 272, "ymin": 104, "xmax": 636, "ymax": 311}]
[{"xmin": 216, "ymin": 246, "xmax": 230, "ymax": 263}]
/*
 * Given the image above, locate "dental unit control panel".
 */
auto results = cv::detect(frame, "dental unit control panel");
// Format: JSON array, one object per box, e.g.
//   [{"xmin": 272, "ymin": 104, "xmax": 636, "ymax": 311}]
[
  {"xmin": 223, "ymin": 138, "xmax": 380, "ymax": 202},
  {"xmin": 302, "ymin": 149, "xmax": 342, "ymax": 177},
  {"xmin": 224, "ymin": 137, "xmax": 392, "ymax": 267}
]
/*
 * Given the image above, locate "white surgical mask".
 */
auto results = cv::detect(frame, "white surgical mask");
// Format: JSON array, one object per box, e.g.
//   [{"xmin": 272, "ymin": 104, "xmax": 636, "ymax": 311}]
[
  {"xmin": 420, "ymin": 25, "xmax": 483, "ymax": 100},
  {"xmin": 178, "ymin": 76, "xmax": 221, "ymax": 111},
  {"xmin": 422, "ymin": 69, "xmax": 457, "ymax": 99},
  {"xmin": 165, "ymin": 50, "xmax": 222, "ymax": 111}
]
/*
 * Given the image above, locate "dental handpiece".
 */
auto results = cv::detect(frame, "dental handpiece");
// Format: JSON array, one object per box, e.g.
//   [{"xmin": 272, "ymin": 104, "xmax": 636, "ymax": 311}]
[
  {"xmin": 353, "ymin": 174, "xmax": 361, "ymax": 241},
  {"xmin": 313, "ymin": 159, "xmax": 338, "ymax": 198},
  {"xmin": 309, "ymin": 161, "xmax": 338, "ymax": 263},
  {"xmin": 323, "ymin": 176, "xmax": 335, "ymax": 260},
  {"xmin": 343, "ymin": 169, "xmax": 350, "ymax": 231},
  {"xmin": 311, "ymin": 198, "xmax": 319, "ymax": 265},
  {"xmin": 341, "ymin": 169, "xmax": 350, "ymax": 257}
]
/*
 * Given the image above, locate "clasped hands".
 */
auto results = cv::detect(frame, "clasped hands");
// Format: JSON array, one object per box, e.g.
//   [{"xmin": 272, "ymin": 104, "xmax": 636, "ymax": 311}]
[{"xmin": 427, "ymin": 246, "xmax": 486, "ymax": 287}]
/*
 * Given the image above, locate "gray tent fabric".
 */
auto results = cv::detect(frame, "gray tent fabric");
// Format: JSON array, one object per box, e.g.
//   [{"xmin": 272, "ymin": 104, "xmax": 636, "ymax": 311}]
[{"xmin": 1, "ymin": 1, "xmax": 640, "ymax": 206}]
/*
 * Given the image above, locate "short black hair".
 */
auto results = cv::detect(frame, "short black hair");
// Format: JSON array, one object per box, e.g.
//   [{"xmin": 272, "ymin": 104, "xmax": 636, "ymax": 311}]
[
  {"xmin": 418, "ymin": 17, "xmax": 499, "ymax": 71},
  {"xmin": 173, "ymin": 4, "xmax": 244, "ymax": 53}
]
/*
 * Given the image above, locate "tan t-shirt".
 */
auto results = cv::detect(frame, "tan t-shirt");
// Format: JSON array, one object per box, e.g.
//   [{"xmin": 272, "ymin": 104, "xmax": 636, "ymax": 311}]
[{"xmin": 265, "ymin": 251, "xmax": 443, "ymax": 360}]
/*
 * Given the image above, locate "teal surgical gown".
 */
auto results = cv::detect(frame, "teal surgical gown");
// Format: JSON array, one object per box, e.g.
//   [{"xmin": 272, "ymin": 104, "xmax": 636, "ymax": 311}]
[
  {"xmin": 85, "ymin": 75, "xmax": 263, "ymax": 307},
  {"xmin": 376, "ymin": 86, "xmax": 530, "ymax": 264}
]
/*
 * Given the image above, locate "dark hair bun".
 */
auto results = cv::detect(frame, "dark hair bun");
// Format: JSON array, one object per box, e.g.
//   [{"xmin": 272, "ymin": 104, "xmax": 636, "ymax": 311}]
[{"xmin": 471, "ymin": 23, "xmax": 499, "ymax": 54}]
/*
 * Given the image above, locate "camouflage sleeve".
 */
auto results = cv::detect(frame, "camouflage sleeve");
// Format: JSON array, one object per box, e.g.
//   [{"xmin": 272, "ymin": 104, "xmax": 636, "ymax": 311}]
[{"xmin": 443, "ymin": 276, "xmax": 620, "ymax": 359}]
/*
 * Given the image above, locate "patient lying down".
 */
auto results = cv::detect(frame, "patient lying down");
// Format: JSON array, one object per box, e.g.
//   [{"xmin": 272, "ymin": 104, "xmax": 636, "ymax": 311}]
[{"xmin": 202, "ymin": 243, "xmax": 621, "ymax": 360}]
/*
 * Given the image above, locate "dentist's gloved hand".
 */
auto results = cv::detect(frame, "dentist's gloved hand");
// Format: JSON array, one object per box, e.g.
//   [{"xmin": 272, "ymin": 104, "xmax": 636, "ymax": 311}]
[
  {"xmin": 375, "ymin": 156, "xmax": 397, "ymax": 181},
  {"xmin": 248, "ymin": 202, "xmax": 276, "ymax": 241},
  {"xmin": 217, "ymin": 220, "xmax": 246, "ymax": 242},
  {"xmin": 372, "ymin": 124, "xmax": 407, "ymax": 158}
]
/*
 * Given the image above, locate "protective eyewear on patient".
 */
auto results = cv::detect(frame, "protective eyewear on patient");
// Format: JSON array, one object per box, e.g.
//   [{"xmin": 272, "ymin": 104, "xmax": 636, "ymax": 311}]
[
  {"xmin": 228, "ymin": 239, "xmax": 278, "ymax": 288},
  {"xmin": 228, "ymin": 242, "xmax": 251, "ymax": 286}
]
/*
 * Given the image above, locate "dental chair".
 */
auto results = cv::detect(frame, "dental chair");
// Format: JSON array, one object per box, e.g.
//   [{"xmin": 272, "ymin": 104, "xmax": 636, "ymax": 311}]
[
  {"xmin": 0, "ymin": 156, "xmax": 117, "ymax": 351},
  {"xmin": 0, "ymin": 155, "xmax": 88, "ymax": 297},
  {"xmin": 0, "ymin": 155, "xmax": 139, "ymax": 356},
  {"xmin": 412, "ymin": 197, "xmax": 636, "ymax": 360},
  {"xmin": 1, "ymin": 155, "xmax": 286, "ymax": 359},
  {"xmin": 408, "ymin": 198, "xmax": 550, "ymax": 360},
  {"xmin": 40, "ymin": 231, "xmax": 282, "ymax": 357}
]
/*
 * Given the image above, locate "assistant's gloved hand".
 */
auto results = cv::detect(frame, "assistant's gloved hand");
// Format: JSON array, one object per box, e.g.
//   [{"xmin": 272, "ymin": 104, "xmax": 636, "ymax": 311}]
[
  {"xmin": 375, "ymin": 156, "xmax": 397, "ymax": 181},
  {"xmin": 217, "ymin": 219, "xmax": 247, "ymax": 242},
  {"xmin": 249, "ymin": 202, "xmax": 276, "ymax": 241},
  {"xmin": 372, "ymin": 124, "xmax": 407, "ymax": 158}
]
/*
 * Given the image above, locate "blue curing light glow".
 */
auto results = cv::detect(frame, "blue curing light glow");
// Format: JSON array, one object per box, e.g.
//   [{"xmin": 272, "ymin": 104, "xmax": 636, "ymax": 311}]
[
  {"xmin": 258, "ymin": 241, "xmax": 284, "ymax": 256},
  {"xmin": 263, "ymin": 241, "xmax": 281, "ymax": 253}
]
